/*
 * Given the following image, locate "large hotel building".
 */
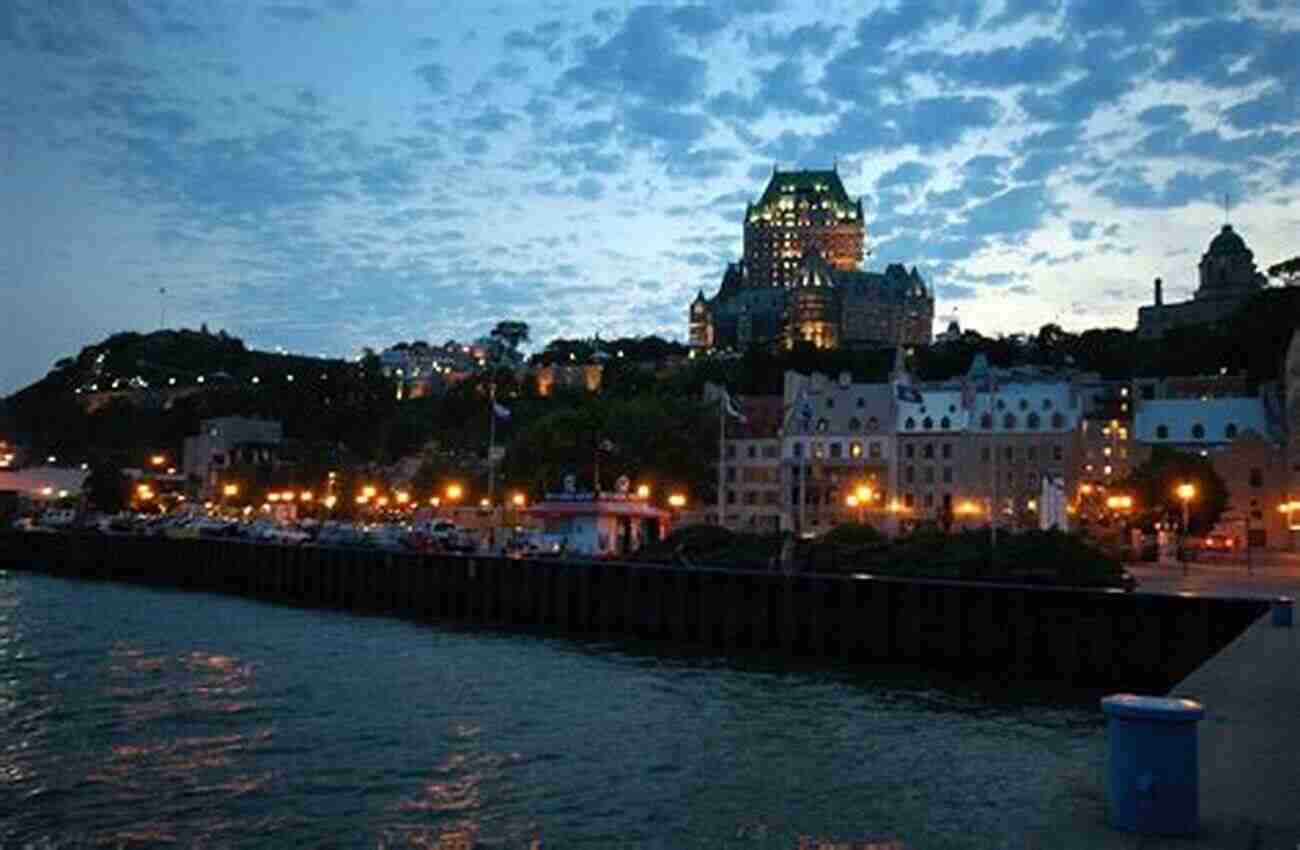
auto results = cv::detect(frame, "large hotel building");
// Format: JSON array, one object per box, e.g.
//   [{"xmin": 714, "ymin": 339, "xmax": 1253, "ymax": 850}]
[{"xmin": 690, "ymin": 168, "xmax": 934, "ymax": 352}]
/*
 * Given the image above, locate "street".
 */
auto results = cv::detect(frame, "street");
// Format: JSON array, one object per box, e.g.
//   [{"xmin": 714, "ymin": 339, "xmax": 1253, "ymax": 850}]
[{"xmin": 1128, "ymin": 551, "xmax": 1300, "ymax": 599}]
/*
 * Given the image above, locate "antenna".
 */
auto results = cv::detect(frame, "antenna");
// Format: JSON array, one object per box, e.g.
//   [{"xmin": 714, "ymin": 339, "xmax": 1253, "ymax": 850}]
[{"xmin": 159, "ymin": 287, "xmax": 167, "ymax": 330}]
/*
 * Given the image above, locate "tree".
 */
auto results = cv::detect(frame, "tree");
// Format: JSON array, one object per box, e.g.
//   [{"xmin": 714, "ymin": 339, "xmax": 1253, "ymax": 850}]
[
  {"xmin": 1121, "ymin": 447, "xmax": 1229, "ymax": 535},
  {"xmin": 1267, "ymin": 255, "xmax": 1300, "ymax": 286},
  {"xmin": 490, "ymin": 320, "xmax": 530, "ymax": 352},
  {"xmin": 85, "ymin": 460, "xmax": 127, "ymax": 514}
]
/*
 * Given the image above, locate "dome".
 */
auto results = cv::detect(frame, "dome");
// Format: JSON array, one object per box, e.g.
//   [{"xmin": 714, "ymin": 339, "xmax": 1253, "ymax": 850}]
[{"xmin": 1207, "ymin": 224, "xmax": 1248, "ymax": 256}]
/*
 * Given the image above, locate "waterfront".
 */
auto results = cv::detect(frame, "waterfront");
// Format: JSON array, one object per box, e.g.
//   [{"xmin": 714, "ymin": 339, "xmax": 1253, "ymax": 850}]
[{"xmin": 1, "ymin": 570, "xmax": 1107, "ymax": 848}]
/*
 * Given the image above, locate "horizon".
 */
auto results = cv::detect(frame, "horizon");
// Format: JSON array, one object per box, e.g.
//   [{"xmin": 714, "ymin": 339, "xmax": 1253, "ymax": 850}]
[{"xmin": 3, "ymin": 1, "xmax": 1297, "ymax": 395}]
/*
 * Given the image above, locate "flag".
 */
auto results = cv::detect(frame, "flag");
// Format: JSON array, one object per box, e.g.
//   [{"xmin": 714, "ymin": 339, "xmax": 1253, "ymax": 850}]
[
  {"xmin": 722, "ymin": 390, "xmax": 747, "ymax": 423},
  {"xmin": 895, "ymin": 379, "xmax": 923, "ymax": 405},
  {"xmin": 795, "ymin": 387, "xmax": 814, "ymax": 431},
  {"xmin": 492, "ymin": 401, "xmax": 511, "ymax": 420}
]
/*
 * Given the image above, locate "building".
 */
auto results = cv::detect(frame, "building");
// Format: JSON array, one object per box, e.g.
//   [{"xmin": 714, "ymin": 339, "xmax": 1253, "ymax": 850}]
[
  {"xmin": 690, "ymin": 168, "xmax": 934, "ymax": 352},
  {"xmin": 1077, "ymin": 379, "xmax": 1135, "ymax": 489},
  {"xmin": 782, "ymin": 371, "xmax": 896, "ymax": 534},
  {"xmin": 1132, "ymin": 393, "xmax": 1293, "ymax": 549},
  {"xmin": 1137, "ymin": 224, "xmax": 1268, "ymax": 339},
  {"xmin": 182, "ymin": 416, "xmax": 283, "ymax": 494},
  {"xmin": 896, "ymin": 360, "xmax": 1082, "ymax": 527},
  {"xmin": 535, "ymin": 363, "xmax": 603, "ymax": 397},
  {"xmin": 715, "ymin": 392, "xmax": 785, "ymax": 533}
]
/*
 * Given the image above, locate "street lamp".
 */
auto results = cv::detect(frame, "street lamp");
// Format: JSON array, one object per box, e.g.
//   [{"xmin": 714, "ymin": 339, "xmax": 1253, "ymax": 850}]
[
  {"xmin": 846, "ymin": 494, "xmax": 861, "ymax": 523},
  {"xmin": 854, "ymin": 484, "xmax": 873, "ymax": 524},
  {"xmin": 636, "ymin": 484, "xmax": 651, "ymax": 500},
  {"xmin": 1176, "ymin": 482, "xmax": 1196, "ymax": 573}
]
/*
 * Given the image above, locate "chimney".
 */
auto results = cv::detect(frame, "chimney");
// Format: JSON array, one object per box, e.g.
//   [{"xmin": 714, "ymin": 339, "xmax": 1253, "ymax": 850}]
[{"xmin": 1154, "ymin": 277, "xmax": 1163, "ymax": 307}]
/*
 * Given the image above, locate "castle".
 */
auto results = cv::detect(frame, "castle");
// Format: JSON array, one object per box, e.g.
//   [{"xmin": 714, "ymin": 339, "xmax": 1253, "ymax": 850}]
[
  {"xmin": 1136, "ymin": 223, "xmax": 1268, "ymax": 339},
  {"xmin": 689, "ymin": 168, "xmax": 934, "ymax": 352}
]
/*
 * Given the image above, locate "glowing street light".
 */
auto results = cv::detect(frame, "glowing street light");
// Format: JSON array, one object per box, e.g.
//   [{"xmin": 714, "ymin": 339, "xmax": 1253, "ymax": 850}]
[
  {"xmin": 1176, "ymin": 482, "xmax": 1197, "ymax": 573},
  {"xmin": 446, "ymin": 483, "xmax": 463, "ymax": 502},
  {"xmin": 511, "ymin": 492, "xmax": 526, "ymax": 508},
  {"xmin": 362, "ymin": 485, "xmax": 377, "ymax": 499},
  {"xmin": 668, "ymin": 493, "xmax": 686, "ymax": 509},
  {"xmin": 636, "ymin": 484, "xmax": 651, "ymax": 500},
  {"xmin": 150, "ymin": 454, "xmax": 166, "ymax": 467},
  {"xmin": 223, "ymin": 483, "xmax": 239, "ymax": 498}
]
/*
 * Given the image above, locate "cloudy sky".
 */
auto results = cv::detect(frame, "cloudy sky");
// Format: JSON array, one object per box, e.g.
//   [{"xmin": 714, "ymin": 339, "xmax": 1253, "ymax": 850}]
[{"xmin": 2, "ymin": 1, "xmax": 1298, "ymax": 394}]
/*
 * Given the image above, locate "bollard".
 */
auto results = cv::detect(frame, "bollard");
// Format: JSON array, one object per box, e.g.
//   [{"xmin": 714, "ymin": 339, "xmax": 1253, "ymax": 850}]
[
  {"xmin": 1101, "ymin": 694, "xmax": 1204, "ymax": 835},
  {"xmin": 1272, "ymin": 596, "xmax": 1293, "ymax": 628}
]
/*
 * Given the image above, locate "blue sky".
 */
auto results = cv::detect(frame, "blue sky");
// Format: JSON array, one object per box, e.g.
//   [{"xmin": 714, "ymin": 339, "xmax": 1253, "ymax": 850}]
[{"xmin": 2, "ymin": 1, "xmax": 1298, "ymax": 394}]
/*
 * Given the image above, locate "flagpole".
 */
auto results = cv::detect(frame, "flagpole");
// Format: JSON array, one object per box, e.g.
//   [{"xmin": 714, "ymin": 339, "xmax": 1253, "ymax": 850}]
[
  {"xmin": 718, "ymin": 392, "xmax": 726, "ymax": 528},
  {"xmin": 488, "ymin": 382, "xmax": 497, "ymax": 508}
]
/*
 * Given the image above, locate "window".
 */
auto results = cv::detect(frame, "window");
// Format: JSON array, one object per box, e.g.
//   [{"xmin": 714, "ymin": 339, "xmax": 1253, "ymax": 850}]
[
  {"xmin": 1019, "ymin": 399, "xmax": 1028, "ymax": 410},
  {"xmin": 1003, "ymin": 413, "xmax": 1017, "ymax": 429},
  {"xmin": 813, "ymin": 442, "xmax": 825, "ymax": 459},
  {"xmin": 727, "ymin": 490, "xmax": 736, "ymax": 504},
  {"xmin": 1191, "ymin": 423, "xmax": 1205, "ymax": 439},
  {"xmin": 826, "ymin": 398, "xmax": 834, "ymax": 409},
  {"xmin": 924, "ymin": 467, "xmax": 934, "ymax": 484},
  {"xmin": 793, "ymin": 441, "xmax": 803, "ymax": 458},
  {"xmin": 1156, "ymin": 424, "xmax": 1169, "ymax": 440},
  {"xmin": 747, "ymin": 445, "xmax": 757, "ymax": 459},
  {"xmin": 923, "ymin": 444, "xmax": 934, "ymax": 460},
  {"xmin": 980, "ymin": 412, "xmax": 993, "ymax": 430},
  {"xmin": 1053, "ymin": 445, "xmax": 1064, "ymax": 461},
  {"xmin": 904, "ymin": 417, "xmax": 916, "ymax": 431},
  {"xmin": 1027, "ymin": 446, "xmax": 1037, "ymax": 462},
  {"xmin": 850, "ymin": 441, "xmax": 863, "ymax": 458},
  {"xmin": 1027, "ymin": 413, "xmax": 1041, "ymax": 430},
  {"xmin": 725, "ymin": 444, "xmax": 736, "ymax": 459},
  {"xmin": 1043, "ymin": 398, "xmax": 1053, "ymax": 410},
  {"xmin": 763, "ymin": 445, "xmax": 779, "ymax": 459},
  {"xmin": 848, "ymin": 417, "xmax": 861, "ymax": 431},
  {"xmin": 856, "ymin": 397, "xmax": 865, "ymax": 408},
  {"xmin": 830, "ymin": 442, "xmax": 842, "ymax": 459},
  {"xmin": 942, "ymin": 443, "xmax": 952, "ymax": 459},
  {"xmin": 922, "ymin": 417, "xmax": 933, "ymax": 430},
  {"xmin": 904, "ymin": 493, "xmax": 915, "ymax": 507},
  {"xmin": 942, "ymin": 467, "xmax": 953, "ymax": 483},
  {"xmin": 905, "ymin": 466, "xmax": 915, "ymax": 483},
  {"xmin": 1051, "ymin": 413, "xmax": 1064, "ymax": 429},
  {"xmin": 940, "ymin": 416, "xmax": 951, "ymax": 429},
  {"xmin": 905, "ymin": 444, "xmax": 915, "ymax": 459},
  {"xmin": 816, "ymin": 418, "xmax": 829, "ymax": 432},
  {"xmin": 1225, "ymin": 423, "xmax": 1238, "ymax": 440},
  {"xmin": 1004, "ymin": 446, "xmax": 1014, "ymax": 462},
  {"xmin": 996, "ymin": 399, "xmax": 1006, "ymax": 410},
  {"xmin": 865, "ymin": 416, "xmax": 879, "ymax": 431},
  {"xmin": 726, "ymin": 467, "xmax": 736, "ymax": 482},
  {"xmin": 981, "ymin": 446, "xmax": 991, "ymax": 462},
  {"xmin": 869, "ymin": 442, "xmax": 882, "ymax": 459},
  {"xmin": 1250, "ymin": 468, "xmax": 1263, "ymax": 487}
]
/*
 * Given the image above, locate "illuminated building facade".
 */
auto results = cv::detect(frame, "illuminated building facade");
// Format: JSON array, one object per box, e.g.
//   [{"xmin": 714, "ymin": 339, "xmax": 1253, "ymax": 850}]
[{"xmin": 689, "ymin": 168, "xmax": 933, "ymax": 352}]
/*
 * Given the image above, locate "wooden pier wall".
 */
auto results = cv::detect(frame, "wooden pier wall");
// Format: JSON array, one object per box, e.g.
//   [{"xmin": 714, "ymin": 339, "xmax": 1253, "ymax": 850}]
[{"xmin": 0, "ymin": 532, "xmax": 1268, "ymax": 691}]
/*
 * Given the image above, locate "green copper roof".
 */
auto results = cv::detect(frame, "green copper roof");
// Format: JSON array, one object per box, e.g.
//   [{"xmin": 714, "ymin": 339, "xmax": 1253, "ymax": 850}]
[{"xmin": 755, "ymin": 168, "xmax": 854, "ymax": 209}]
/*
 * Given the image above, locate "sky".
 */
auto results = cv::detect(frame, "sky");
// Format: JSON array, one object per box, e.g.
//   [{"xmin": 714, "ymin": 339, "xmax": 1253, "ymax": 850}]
[{"xmin": 1, "ymin": 1, "xmax": 1298, "ymax": 395}]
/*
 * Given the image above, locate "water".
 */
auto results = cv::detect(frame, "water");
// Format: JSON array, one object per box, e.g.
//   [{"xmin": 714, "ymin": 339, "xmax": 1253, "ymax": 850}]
[{"xmin": 0, "ymin": 571, "xmax": 1106, "ymax": 848}]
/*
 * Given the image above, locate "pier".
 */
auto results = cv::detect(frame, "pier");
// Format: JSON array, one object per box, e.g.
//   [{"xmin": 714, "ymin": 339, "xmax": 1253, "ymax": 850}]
[{"xmin": 0, "ymin": 531, "xmax": 1268, "ymax": 693}]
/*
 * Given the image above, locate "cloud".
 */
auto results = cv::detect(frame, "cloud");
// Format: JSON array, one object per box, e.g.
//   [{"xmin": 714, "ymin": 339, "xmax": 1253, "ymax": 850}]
[
  {"xmin": 927, "ymin": 37, "xmax": 1073, "ymax": 88},
  {"xmin": 1097, "ymin": 167, "xmax": 1245, "ymax": 209},
  {"xmin": 749, "ymin": 21, "xmax": 839, "ymax": 56},
  {"xmin": 962, "ymin": 184, "xmax": 1061, "ymax": 240},
  {"xmin": 264, "ymin": 5, "xmax": 320, "ymax": 23},
  {"xmin": 414, "ymin": 63, "xmax": 450, "ymax": 94},
  {"xmin": 937, "ymin": 284, "xmax": 979, "ymax": 301},
  {"xmin": 877, "ymin": 161, "xmax": 933, "ymax": 191},
  {"xmin": 1069, "ymin": 220, "xmax": 1096, "ymax": 240},
  {"xmin": 560, "ymin": 6, "xmax": 710, "ymax": 106}
]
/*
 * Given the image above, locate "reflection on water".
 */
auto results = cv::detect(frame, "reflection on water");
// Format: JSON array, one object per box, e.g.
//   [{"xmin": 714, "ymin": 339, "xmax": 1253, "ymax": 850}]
[{"xmin": 0, "ymin": 571, "xmax": 1105, "ymax": 849}]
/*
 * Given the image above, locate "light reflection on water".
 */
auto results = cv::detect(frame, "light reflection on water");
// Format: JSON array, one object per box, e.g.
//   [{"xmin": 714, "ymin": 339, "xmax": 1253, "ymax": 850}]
[{"xmin": 0, "ymin": 571, "xmax": 1106, "ymax": 849}]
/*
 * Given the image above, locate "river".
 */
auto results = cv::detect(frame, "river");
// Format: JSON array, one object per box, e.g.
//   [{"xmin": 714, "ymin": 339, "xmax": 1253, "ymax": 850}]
[{"xmin": 0, "ymin": 570, "xmax": 1106, "ymax": 848}]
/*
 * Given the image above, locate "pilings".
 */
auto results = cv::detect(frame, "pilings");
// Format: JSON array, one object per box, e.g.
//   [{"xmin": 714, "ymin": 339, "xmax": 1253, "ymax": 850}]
[{"xmin": 0, "ymin": 531, "xmax": 1268, "ymax": 690}]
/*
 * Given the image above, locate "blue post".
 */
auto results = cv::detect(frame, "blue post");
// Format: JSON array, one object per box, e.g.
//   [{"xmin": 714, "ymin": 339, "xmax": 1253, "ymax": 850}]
[
  {"xmin": 1273, "ymin": 596, "xmax": 1293, "ymax": 628},
  {"xmin": 1101, "ymin": 694, "xmax": 1204, "ymax": 835}
]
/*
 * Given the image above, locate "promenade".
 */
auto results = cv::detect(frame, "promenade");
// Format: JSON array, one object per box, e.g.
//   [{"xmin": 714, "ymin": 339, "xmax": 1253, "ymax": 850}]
[{"xmin": 1035, "ymin": 555, "xmax": 1300, "ymax": 848}]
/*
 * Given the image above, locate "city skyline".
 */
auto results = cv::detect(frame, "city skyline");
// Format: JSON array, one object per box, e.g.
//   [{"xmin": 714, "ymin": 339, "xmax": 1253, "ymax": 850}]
[{"xmin": 2, "ymin": 1, "xmax": 1298, "ymax": 395}]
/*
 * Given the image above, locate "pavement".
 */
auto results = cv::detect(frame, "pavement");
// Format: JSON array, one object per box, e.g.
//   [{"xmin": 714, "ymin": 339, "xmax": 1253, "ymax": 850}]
[
  {"xmin": 1027, "ymin": 554, "xmax": 1300, "ymax": 848},
  {"xmin": 1128, "ymin": 554, "xmax": 1300, "ymax": 600}
]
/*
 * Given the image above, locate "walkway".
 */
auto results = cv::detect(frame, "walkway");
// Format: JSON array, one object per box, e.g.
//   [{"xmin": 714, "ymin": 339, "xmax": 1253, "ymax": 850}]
[{"xmin": 1032, "ymin": 560, "xmax": 1300, "ymax": 848}]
